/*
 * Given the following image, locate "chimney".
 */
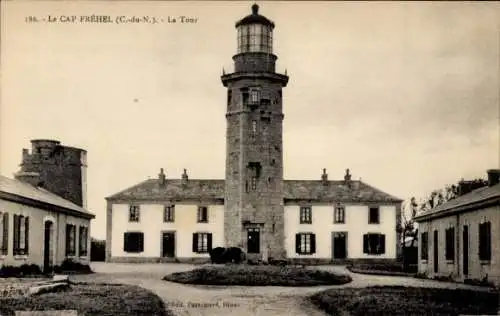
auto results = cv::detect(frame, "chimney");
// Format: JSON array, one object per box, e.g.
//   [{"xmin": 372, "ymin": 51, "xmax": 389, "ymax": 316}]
[
  {"xmin": 344, "ymin": 168, "xmax": 352, "ymax": 181},
  {"xmin": 15, "ymin": 171, "xmax": 43, "ymax": 187},
  {"xmin": 487, "ymin": 169, "xmax": 500, "ymax": 187},
  {"xmin": 344, "ymin": 168, "xmax": 353, "ymax": 188},
  {"xmin": 321, "ymin": 168, "xmax": 328, "ymax": 185},
  {"xmin": 158, "ymin": 168, "xmax": 166, "ymax": 186},
  {"xmin": 182, "ymin": 168, "xmax": 189, "ymax": 187}
]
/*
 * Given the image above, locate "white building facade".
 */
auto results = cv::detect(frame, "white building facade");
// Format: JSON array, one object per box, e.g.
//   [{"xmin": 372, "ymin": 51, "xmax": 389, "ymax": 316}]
[
  {"xmin": 106, "ymin": 5, "xmax": 402, "ymax": 264},
  {"xmin": 106, "ymin": 169, "xmax": 402, "ymax": 264},
  {"xmin": 415, "ymin": 169, "xmax": 500, "ymax": 286}
]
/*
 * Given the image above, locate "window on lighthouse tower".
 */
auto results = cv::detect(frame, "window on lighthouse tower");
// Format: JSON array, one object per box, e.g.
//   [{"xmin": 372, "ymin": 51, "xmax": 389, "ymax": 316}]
[{"xmin": 250, "ymin": 90, "xmax": 260, "ymax": 104}]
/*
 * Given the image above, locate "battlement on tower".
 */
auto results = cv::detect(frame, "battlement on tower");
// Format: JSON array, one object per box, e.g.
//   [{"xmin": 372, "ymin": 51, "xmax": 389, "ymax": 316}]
[
  {"xmin": 15, "ymin": 139, "xmax": 88, "ymax": 208},
  {"xmin": 20, "ymin": 139, "xmax": 86, "ymax": 168}
]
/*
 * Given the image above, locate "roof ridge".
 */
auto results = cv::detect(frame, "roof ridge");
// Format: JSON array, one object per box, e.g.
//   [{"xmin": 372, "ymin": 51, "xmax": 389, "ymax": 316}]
[
  {"xmin": 105, "ymin": 178, "xmax": 154, "ymax": 199},
  {"xmin": 357, "ymin": 181, "xmax": 404, "ymax": 202}
]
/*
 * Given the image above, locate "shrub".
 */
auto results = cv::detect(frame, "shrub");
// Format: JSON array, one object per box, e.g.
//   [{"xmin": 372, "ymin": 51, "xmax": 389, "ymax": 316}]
[
  {"xmin": 0, "ymin": 283, "xmax": 171, "ymax": 316},
  {"xmin": 0, "ymin": 264, "xmax": 43, "ymax": 278},
  {"xmin": 58, "ymin": 258, "xmax": 93, "ymax": 274},
  {"xmin": 209, "ymin": 247, "xmax": 226, "ymax": 264},
  {"xmin": 464, "ymin": 276, "xmax": 497, "ymax": 288},
  {"xmin": 209, "ymin": 247, "xmax": 246, "ymax": 264},
  {"xmin": 432, "ymin": 274, "xmax": 454, "ymax": 282},
  {"xmin": 164, "ymin": 265, "xmax": 352, "ymax": 286},
  {"xmin": 310, "ymin": 286, "xmax": 500, "ymax": 316}
]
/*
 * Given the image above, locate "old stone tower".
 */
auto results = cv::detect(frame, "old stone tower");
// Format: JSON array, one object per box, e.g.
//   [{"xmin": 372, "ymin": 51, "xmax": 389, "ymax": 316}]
[
  {"xmin": 14, "ymin": 139, "xmax": 88, "ymax": 208},
  {"xmin": 221, "ymin": 4, "xmax": 289, "ymax": 259}
]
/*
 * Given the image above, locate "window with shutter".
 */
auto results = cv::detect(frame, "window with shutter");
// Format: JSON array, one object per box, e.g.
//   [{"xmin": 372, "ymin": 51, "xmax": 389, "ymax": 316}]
[
  {"xmin": 123, "ymin": 232, "xmax": 144, "ymax": 253},
  {"xmin": 193, "ymin": 232, "xmax": 211, "ymax": 253},
  {"xmin": 296, "ymin": 233, "xmax": 314, "ymax": 255},
  {"xmin": 363, "ymin": 233, "xmax": 386, "ymax": 255}
]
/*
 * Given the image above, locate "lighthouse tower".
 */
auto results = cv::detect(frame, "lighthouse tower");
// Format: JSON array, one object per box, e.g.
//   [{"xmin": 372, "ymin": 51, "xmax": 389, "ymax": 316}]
[{"xmin": 222, "ymin": 4, "xmax": 289, "ymax": 260}]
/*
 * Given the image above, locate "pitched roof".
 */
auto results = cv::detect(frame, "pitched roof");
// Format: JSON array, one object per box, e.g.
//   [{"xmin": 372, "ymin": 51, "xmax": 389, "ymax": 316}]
[
  {"xmin": 414, "ymin": 183, "xmax": 500, "ymax": 222},
  {"xmin": 106, "ymin": 178, "xmax": 402, "ymax": 203},
  {"xmin": 0, "ymin": 175, "xmax": 94, "ymax": 218},
  {"xmin": 106, "ymin": 179, "xmax": 225, "ymax": 201},
  {"xmin": 283, "ymin": 180, "xmax": 402, "ymax": 203}
]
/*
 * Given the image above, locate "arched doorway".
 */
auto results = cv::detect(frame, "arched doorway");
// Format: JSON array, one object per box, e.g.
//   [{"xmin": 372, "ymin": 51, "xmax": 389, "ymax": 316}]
[{"xmin": 43, "ymin": 221, "xmax": 53, "ymax": 273}]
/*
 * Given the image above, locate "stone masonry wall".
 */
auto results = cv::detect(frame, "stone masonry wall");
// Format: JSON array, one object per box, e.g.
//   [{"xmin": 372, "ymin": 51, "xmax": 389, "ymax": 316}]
[
  {"xmin": 224, "ymin": 75, "xmax": 287, "ymax": 258},
  {"xmin": 17, "ymin": 140, "xmax": 86, "ymax": 207}
]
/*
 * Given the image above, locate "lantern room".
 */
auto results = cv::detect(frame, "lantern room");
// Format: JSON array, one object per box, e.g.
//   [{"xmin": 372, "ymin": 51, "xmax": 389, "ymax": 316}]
[{"xmin": 236, "ymin": 4, "xmax": 274, "ymax": 54}]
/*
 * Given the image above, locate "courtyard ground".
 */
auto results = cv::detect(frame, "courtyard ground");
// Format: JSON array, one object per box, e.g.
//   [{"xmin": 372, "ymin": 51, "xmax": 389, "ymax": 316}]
[{"xmin": 70, "ymin": 262, "xmax": 496, "ymax": 316}]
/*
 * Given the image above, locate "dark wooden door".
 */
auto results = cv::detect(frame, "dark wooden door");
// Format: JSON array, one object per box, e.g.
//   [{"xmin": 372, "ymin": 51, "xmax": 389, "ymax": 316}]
[
  {"xmin": 333, "ymin": 232, "xmax": 347, "ymax": 259},
  {"xmin": 433, "ymin": 230, "xmax": 438, "ymax": 273},
  {"xmin": 463, "ymin": 225, "xmax": 469, "ymax": 276},
  {"xmin": 247, "ymin": 228, "xmax": 260, "ymax": 253},
  {"xmin": 43, "ymin": 221, "xmax": 52, "ymax": 273},
  {"xmin": 162, "ymin": 232, "xmax": 175, "ymax": 258}
]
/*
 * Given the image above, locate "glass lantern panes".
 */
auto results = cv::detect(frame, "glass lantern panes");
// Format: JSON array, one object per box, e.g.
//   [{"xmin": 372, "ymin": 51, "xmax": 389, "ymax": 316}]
[{"xmin": 238, "ymin": 24, "xmax": 272, "ymax": 53}]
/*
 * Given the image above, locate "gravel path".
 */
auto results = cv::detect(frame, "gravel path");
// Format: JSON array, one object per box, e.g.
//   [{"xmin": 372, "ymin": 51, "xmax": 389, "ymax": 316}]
[{"xmin": 70, "ymin": 262, "xmax": 493, "ymax": 316}]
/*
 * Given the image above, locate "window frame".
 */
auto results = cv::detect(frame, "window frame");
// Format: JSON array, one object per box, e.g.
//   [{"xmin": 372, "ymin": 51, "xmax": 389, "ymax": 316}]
[
  {"xmin": 251, "ymin": 176, "xmax": 257, "ymax": 190},
  {"xmin": 368, "ymin": 206, "xmax": 380, "ymax": 224},
  {"xmin": 164, "ymin": 205, "xmax": 175, "ymax": 223},
  {"xmin": 479, "ymin": 221, "xmax": 491, "ymax": 262},
  {"xmin": 78, "ymin": 226, "xmax": 88, "ymax": 257},
  {"xmin": 296, "ymin": 232, "xmax": 316, "ymax": 255},
  {"xmin": 0, "ymin": 212, "xmax": 8, "ymax": 255},
  {"xmin": 334, "ymin": 206, "xmax": 345, "ymax": 224},
  {"xmin": 420, "ymin": 232, "xmax": 429, "ymax": 261},
  {"xmin": 13, "ymin": 214, "xmax": 29, "ymax": 256},
  {"xmin": 445, "ymin": 227, "xmax": 455, "ymax": 262},
  {"xmin": 192, "ymin": 232, "xmax": 212, "ymax": 254},
  {"xmin": 299, "ymin": 206, "xmax": 312, "ymax": 224},
  {"xmin": 197, "ymin": 206, "xmax": 208, "ymax": 223},
  {"xmin": 363, "ymin": 233, "xmax": 386, "ymax": 255},
  {"xmin": 129, "ymin": 205, "xmax": 140, "ymax": 222},
  {"xmin": 65, "ymin": 224, "xmax": 76, "ymax": 256}
]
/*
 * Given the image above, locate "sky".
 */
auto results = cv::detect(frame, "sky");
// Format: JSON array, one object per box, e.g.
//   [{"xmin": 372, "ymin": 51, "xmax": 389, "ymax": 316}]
[{"xmin": 1, "ymin": 1, "xmax": 499, "ymax": 240}]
